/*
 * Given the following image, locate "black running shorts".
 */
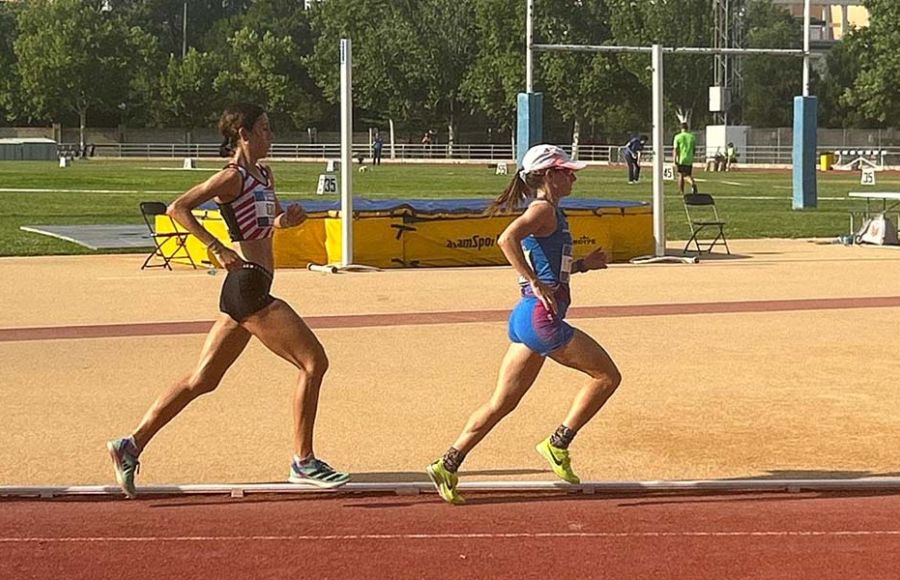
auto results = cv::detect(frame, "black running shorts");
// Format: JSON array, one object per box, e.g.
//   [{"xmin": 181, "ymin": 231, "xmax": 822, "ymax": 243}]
[{"xmin": 219, "ymin": 263, "xmax": 276, "ymax": 322}]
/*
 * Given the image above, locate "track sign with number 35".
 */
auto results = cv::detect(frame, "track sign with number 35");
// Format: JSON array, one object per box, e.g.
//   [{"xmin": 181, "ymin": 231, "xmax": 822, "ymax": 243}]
[
  {"xmin": 317, "ymin": 174, "xmax": 337, "ymax": 195},
  {"xmin": 861, "ymin": 166, "xmax": 876, "ymax": 186}
]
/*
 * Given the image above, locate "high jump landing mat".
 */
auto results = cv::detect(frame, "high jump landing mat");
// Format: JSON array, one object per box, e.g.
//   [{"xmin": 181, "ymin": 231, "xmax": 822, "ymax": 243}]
[{"xmin": 156, "ymin": 197, "xmax": 652, "ymax": 269}]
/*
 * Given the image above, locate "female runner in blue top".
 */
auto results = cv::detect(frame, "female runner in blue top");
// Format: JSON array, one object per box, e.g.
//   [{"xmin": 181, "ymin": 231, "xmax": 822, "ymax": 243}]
[
  {"xmin": 107, "ymin": 103, "xmax": 349, "ymax": 497},
  {"xmin": 427, "ymin": 144, "xmax": 622, "ymax": 504}
]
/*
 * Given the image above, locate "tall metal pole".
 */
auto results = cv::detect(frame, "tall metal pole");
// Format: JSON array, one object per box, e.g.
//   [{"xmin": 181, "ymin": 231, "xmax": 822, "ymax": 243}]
[
  {"xmin": 182, "ymin": 2, "xmax": 187, "ymax": 58},
  {"xmin": 526, "ymin": 0, "xmax": 534, "ymax": 92},
  {"xmin": 651, "ymin": 44, "xmax": 665, "ymax": 257},
  {"xmin": 802, "ymin": 0, "xmax": 810, "ymax": 96},
  {"xmin": 340, "ymin": 39, "xmax": 353, "ymax": 267}
]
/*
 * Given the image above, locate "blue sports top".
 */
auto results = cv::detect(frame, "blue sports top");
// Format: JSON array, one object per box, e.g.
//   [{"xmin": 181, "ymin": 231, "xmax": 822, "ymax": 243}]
[{"xmin": 519, "ymin": 202, "xmax": 573, "ymax": 300}]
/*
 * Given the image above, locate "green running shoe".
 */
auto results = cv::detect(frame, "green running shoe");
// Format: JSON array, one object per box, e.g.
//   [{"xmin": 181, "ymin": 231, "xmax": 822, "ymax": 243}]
[
  {"xmin": 426, "ymin": 459, "xmax": 465, "ymax": 505},
  {"xmin": 107, "ymin": 438, "xmax": 140, "ymax": 499},
  {"xmin": 289, "ymin": 457, "xmax": 350, "ymax": 488},
  {"xmin": 536, "ymin": 437, "xmax": 580, "ymax": 484}
]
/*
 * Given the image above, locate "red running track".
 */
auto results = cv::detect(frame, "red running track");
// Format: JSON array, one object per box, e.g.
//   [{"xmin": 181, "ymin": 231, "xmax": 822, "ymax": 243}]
[{"xmin": 3, "ymin": 491, "xmax": 900, "ymax": 579}]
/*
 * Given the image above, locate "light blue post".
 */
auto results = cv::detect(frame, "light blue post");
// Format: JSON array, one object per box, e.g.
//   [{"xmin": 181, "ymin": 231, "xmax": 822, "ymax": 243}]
[
  {"xmin": 516, "ymin": 92, "xmax": 543, "ymax": 166},
  {"xmin": 792, "ymin": 96, "xmax": 818, "ymax": 209}
]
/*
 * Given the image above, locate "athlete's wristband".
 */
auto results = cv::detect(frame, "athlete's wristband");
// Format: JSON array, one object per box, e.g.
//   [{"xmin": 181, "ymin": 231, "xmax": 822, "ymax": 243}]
[{"xmin": 206, "ymin": 240, "xmax": 225, "ymax": 254}]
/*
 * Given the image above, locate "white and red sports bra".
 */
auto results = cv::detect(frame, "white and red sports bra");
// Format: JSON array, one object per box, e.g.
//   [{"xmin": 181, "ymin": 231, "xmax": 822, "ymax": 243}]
[{"xmin": 217, "ymin": 163, "xmax": 277, "ymax": 241}]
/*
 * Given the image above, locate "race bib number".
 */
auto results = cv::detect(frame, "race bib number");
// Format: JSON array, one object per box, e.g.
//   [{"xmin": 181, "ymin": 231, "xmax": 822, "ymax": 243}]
[
  {"xmin": 560, "ymin": 244, "xmax": 573, "ymax": 283},
  {"xmin": 255, "ymin": 189, "xmax": 276, "ymax": 226}
]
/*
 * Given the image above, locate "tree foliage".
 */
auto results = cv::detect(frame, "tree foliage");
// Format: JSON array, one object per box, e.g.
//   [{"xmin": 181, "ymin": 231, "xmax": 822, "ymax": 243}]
[
  {"xmin": 308, "ymin": 0, "xmax": 434, "ymax": 129},
  {"xmin": 460, "ymin": 0, "xmax": 525, "ymax": 135},
  {"xmin": 0, "ymin": 0, "xmax": 894, "ymax": 137},
  {"xmin": 0, "ymin": 2, "xmax": 22, "ymax": 124},
  {"xmin": 740, "ymin": 0, "xmax": 803, "ymax": 127},
  {"xmin": 157, "ymin": 48, "xmax": 223, "ymax": 134},
  {"xmin": 608, "ymin": 0, "xmax": 714, "ymax": 127},
  {"xmin": 14, "ymin": 0, "xmax": 156, "ymax": 141},
  {"xmin": 842, "ymin": 0, "xmax": 900, "ymax": 126}
]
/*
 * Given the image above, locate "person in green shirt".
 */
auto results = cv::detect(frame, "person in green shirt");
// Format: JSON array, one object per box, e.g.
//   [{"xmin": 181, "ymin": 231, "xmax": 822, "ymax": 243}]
[
  {"xmin": 673, "ymin": 123, "xmax": 698, "ymax": 195},
  {"xmin": 725, "ymin": 142, "xmax": 738, "ymax": 171}
]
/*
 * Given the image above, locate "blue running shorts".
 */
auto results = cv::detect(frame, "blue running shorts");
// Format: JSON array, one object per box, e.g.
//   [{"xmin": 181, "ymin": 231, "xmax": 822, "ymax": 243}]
[{"xmin": 507, "ymin": 297, "xmax": 575, "ymax": 356}]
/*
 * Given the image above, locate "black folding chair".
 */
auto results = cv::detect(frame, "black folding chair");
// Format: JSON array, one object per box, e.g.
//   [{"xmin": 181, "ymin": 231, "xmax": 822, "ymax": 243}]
[
  {"xmin": 682, "ymin": 193, "xmax": 730, "ymax": 255},
  {"xmin": 140, "ymin": 201, "xmax": 196, "ymax": 270}
]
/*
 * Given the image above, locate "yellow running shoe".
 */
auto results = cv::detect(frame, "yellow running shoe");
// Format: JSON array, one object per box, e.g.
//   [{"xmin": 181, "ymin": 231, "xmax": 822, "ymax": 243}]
[
  {"xmin": 426, "ymin": 459, "xmax": 465, "ymax": 505},
  {"xmin": 536, "ymin": 437, "xmax": 580, "ymax": 484}
]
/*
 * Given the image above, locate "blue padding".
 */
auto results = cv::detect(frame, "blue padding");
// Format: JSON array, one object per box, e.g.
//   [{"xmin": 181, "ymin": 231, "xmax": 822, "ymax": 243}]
[
  {"xmin": 792, "ymin": 96, "xmax": 818, "ymax": 209},
  {"xmin": 200, "ymin": 197, "xmax": 647, "ymax": 215},
  {"xmin": 517, "ymin": 92, "xmax": 543, "ymax": 166}
]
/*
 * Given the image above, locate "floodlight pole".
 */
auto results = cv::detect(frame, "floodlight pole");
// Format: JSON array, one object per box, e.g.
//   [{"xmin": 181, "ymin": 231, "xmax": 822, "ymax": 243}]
[
  {"xmin": 340, "ymin": 38, "xmax": 353, "ymax": 267},
  {"xmin": 651, "ymin": 44, "xmax": 665, "ymax": 257},
  {"xmin": 182, "ymin": 2, "xmax": 187, "ymax": 58},
  {"xmin": 802, "ymin": 0, "xmax": 811, "ymax": 96},
  {"xmin": 526, "ymin": 0, "xmax": 534, "ymax": 92}
]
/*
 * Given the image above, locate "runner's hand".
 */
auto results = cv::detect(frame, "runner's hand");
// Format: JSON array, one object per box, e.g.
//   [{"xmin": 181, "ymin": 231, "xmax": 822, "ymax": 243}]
[
  {"xmin": 582, "ymin": 248, "xmax": 608, "ymax": 271},
  {"xmin": 214, "ymin": 246, "xmax": 244, "ymax": 272},
  {"xmin": 280, "ymin": 204, "xmax": 307, "ymax": 228},
  {"xmin": 530, "ymin": 279, "xmax": 558, "ymax": 316}
]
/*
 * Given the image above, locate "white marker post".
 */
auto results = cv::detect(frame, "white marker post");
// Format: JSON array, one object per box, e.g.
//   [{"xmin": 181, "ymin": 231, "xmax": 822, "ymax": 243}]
[
  {"xmin": 307, "ymin": 38, "xmax": 378, "ymax": 274},
  {"xmin": 651, "ymin": 43, "xmax": 665, "ymax": 258},
  {"xmin": 340, "ymin": 38, "xmax": 353, "ymax": 268}
]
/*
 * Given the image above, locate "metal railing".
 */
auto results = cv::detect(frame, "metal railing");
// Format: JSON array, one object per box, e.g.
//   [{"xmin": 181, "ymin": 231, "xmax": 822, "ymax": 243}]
[{"xmin": 77, "ymin": 142, "xmax": 900, "ymax": 167}]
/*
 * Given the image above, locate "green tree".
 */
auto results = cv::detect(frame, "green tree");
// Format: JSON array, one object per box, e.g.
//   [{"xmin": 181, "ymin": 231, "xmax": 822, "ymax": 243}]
[
  {"xmin": 459, "ymin": 0, "xmax": 524, "ymax": 143},
  {"xmin": 308, "ymin": 0, "xmax": 432, "ymax": 142},
  {"xmin": 205, "ymin": 0, "xmax": 325, "ymax": 132},
  {"xmin": 415, "ymin": 0, "xmax": 479, "ymax": 150},
  {"xmin": 0, "ymin": 2, "xmax": 22, "ymax": 124},
  {"xmin": 843, "ymin": 0, "xmax": 900, "ymax": 126},
  {"xmin": 157, "ymin": 49, "xmax": 224, "ymax": 142},
  {"xmin": 608, "ymin": 0, "xmax": 713, "ymax": 128},
  {"xmin": 816, "ymin": 39, "xmax": 866, "ymax": 128},
  {"xmin": 537, "ymin": 0, "xmax": 647, "ymax": 151},
  {"xmin": 215, "ymin": 27, "xmax": 321, "ymax": 133},
  {"xmin": 15, "ymin": 0, "xmax": 153, "ymax": 149},
  {"xmin": 108, "ymin": 0, "xmax": 251, "ymax": 57},
  {"xmin": 740, "ymin": 0, "xmax": 803, "ymax": 127},
  {"xmin": 116, "ymin": 25, "xmax": 165, "ymax": 128}
]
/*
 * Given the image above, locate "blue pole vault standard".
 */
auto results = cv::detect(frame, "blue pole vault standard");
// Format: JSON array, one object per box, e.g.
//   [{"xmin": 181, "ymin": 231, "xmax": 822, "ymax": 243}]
[
  {"xmin": 792, "ymin": 96, "xmax": 818, "ymax": 209},
  {"xmin": 516, "ymin": 92, "xmax": 543, "ymax": 166}
]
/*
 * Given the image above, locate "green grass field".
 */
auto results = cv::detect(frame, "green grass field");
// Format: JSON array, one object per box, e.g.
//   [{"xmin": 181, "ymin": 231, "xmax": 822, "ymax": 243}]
[{"xmin": 1, "ymin": 159, "xmax": 898, "ymax": 256}]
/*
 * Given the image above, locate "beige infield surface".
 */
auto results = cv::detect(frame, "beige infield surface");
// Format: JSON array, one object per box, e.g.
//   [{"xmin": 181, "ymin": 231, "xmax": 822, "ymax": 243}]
[{"xmin": 2, "ymin": 239, "xmax": 900, "ymax": 486}]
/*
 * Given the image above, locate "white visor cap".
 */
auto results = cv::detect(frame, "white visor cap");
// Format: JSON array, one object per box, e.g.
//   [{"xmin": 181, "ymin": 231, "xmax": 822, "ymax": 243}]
[{"xmin": 520, "ymin": 144, "xmax": 587, "ymax": 174}]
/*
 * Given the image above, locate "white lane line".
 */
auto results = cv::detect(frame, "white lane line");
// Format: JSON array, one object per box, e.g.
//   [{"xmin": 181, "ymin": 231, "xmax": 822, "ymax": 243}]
[
  {"xmin": 2, "ymin": 531, "xmax": 900, "ymax": 543},
  {"xmin": 716, "ymin": 195, "xmax": 846, "ymax": 201},
  {"xmin": 0, "ymin": 188, "xmax": 179, "ymax": 194},
  {"xmin": 0, "ymin": 188, "xmax": 312, "ymax": 195},
  {"xmin": 96, "ymin": 274, "xmax": 217, "ymax": 281}
]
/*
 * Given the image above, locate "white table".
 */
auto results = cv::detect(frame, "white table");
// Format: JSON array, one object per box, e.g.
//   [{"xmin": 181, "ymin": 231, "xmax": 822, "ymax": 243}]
[{"xmin": 848, "ymin": 191, "xmax": 900, "ymax": 234}]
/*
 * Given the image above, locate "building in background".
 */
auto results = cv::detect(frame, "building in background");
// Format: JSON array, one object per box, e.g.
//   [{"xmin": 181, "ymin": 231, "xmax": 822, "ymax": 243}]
[{"xmin": 771, "ymin": 0, "xmax": 869, "ymax": 41}]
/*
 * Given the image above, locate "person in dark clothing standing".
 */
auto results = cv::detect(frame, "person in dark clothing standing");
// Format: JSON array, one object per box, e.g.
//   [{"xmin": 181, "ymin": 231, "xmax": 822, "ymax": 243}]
[
  {"xmin": 373, "ymin": 130, "xmax": 384, "ymax": 165},
  {"xmin": 623, "ymin": 135, "xmax": 647, "ymax": 184}
]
